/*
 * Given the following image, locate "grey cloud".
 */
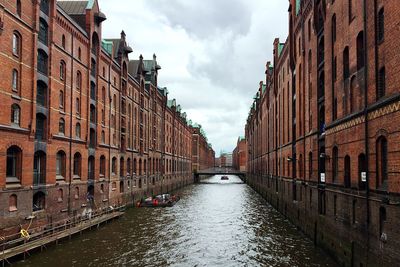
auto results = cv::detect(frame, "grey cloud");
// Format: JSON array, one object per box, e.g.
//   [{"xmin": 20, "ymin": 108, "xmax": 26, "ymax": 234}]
[
  {"xmin": 145, "ymin": 0, "xmax": 252, "ymax": 39},
  {"xmin": 99, "ymin": 0, "xmax": 288, "ymax": 155}
]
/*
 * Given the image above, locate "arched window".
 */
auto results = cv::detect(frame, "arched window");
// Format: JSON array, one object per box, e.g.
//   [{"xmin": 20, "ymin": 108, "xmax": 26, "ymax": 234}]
[
  {"xmin": 62, "ymin": 35, "xmax": 66, "ymax": 49},
  {"xmin": 11, "ymin": 104, "xmax": 20, "ymax": 125},
  {"xmin": 57, "ymin": 188, "xmax": 63, "ymax": 202},
  {"xmin": 76, "ymin": 71, "xmax": 82, "ymax": 90},
  {"xmin": 75, "ymin": 123, "xmax": 81, "ymax": 139},
  {"xmin": 39, "ymin": 18, "xmax": 48, "ymax": 45},
  {"xmin": 59, "ymin": 118, "xmax": 65, "ymax": 134},
  {"xmin": 332, "ymin": 147, "xmax": 338, "ymax": 183},
  {"xmin": 6, "ymin": 146, "xmax": 22, "ymax": 183},
  {"xmin": 12, "ymin": 69, "xmax": 18, "ymax": 92},
  {"xmin": 139, "ymin": 159, "xmax": 142, "ymax": 175},
  {"xmin": 60, "ymin": 61, "xmax": 66, "ymax": 80},
  {"xmin": 112, "ymin": 157, "xmax": 117, "ymax": 174},
  {"xmin": 91, "ymin": 32, "xmax": 99, "ymax": 55},
  {"xmin": 376, "ymin": 136, "xmax": 388, "ymax": 189},
  {"xmin": 9, "ymin": 194, "xmax": 17, "ymax": 212},
  {"xmin": 101, "ymin": 130, "xmax": 105, "ymax": 143},
  {"xmin": 73, "ymin": 152, "xmax": 81, "ymax": 178},
  {"xmin": 56, "ymin": 150, "xmax": 66, "ymax": 179},
  {"xmin": 12, "ymin": 32, "xmax": 21, "ymax": 57},
  {"xmin": 78, "ymin": 47, "xmax": 82, "ymax": 60},
  {"xmin": 33, "ymin": 191, "xmax": 45, "ymax": 211},
  {"xmin": 344, "ymin": 155, "xmax": 351, "ymax": 188},
  {"xmin": 133, "ymin": 158, "xmax": 137, "ymax": 174},
  {"xmin": 74, "ymin": 187, "xmax": 79, "ymax": 199},
  {"xmin": 100, "ymin": 155, "xmax": 106, "ymax": 176}
]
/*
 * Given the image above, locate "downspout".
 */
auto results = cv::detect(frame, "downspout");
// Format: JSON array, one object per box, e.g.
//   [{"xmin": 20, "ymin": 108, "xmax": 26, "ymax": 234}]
[
  {"xmin": 67, "ymin": 34, "xmax": 75, "ymax": 215},
  {"xmin": 108, "ymin": 62, "xmax": 112, "ymax": 205},
  {"xmin": 364, "ymin": 0, "xmax": 372, "ymax": 263}
]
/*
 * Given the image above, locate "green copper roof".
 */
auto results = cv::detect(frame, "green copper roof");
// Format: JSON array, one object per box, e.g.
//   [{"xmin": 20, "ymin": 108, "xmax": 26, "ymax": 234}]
[
  {"xmin": 262, "ymin": 84, "xmax": 266, "ymax": 94},
  {"xmin": 278, "ymin": 43, "xmax": 285, "ymax": 57},
  {"xmin": 101, "ymin": 40, "xmax": 113, "ymax": 55},
  {"xmin": 296, "ymin": 0, "xmax": 301, "ymax": 15},
  {"xmin": 86, "ymin": 0, "xmax": 95, "ymax": 9}
]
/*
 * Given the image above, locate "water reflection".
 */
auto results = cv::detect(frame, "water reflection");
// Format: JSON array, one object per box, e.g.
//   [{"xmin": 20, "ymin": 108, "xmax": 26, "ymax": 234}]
[{"xmin": 16, "ymin": 175, "xmax": 337, "ymax": 267}]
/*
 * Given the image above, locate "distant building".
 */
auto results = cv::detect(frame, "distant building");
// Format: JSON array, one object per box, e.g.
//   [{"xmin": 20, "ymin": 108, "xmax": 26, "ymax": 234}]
[{"xmin": 233, "ymin": 137, "xmax": 247, "ymax": 171}]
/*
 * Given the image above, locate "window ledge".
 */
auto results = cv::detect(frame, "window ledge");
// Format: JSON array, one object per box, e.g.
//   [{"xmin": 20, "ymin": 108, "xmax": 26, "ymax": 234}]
[
  {"xmin": 56, "ymin": 175, "xmax": 65, "ymax": 182},
  {"xmin": 11, "ymin": 94, "xmax": 21, "ymax": 101},
  {"xmin": 9, "ymin": 207, "xmax": 18, "ymax": 212}
]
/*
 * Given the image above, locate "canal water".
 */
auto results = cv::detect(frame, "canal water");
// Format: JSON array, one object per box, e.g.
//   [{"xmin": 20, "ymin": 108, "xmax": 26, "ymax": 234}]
[{"xmin": 16, "ymin": 175, "xmax": 338, "ymax": 267}]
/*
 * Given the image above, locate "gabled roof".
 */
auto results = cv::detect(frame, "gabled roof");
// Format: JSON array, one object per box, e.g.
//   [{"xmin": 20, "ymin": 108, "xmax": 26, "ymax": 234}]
[{"xmin": 58, "ymin": 1, "xmax": 88, "ymax": 15}]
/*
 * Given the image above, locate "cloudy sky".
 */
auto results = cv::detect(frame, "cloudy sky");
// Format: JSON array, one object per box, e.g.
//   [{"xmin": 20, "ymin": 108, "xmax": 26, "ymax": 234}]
[{"xmin": 99, "ymin": 0, "xmax": 288, "ymax": 156}]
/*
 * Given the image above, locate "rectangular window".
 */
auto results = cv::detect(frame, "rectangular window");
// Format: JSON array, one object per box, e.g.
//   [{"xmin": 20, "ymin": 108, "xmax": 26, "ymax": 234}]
[
  {"xmin": 12, "ymin": 70, "xmax": 18, "ymax": 92},
  {"xmin": 377, "ymin": 67, "xmax": 386, "ymax": 99},
  {"xmin": 378, "ymin": 8, "xmax": 384, "ymax": 43}
]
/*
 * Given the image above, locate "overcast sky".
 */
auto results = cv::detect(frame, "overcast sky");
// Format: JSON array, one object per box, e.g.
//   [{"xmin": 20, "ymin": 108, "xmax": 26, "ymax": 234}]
[{"xmin": 99, "ymin": 0, "xmax": 288, "ymax": 156}]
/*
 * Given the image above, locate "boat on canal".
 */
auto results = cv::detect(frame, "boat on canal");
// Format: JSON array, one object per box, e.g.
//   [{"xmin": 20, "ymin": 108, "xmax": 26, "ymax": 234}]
[
  {"xmin": 221, "ymin": 176, "xmax": 229, "ymax": 180},
  {"xmin": 137, "ymin": 194, "xmax": 180, "ymax": 208}
]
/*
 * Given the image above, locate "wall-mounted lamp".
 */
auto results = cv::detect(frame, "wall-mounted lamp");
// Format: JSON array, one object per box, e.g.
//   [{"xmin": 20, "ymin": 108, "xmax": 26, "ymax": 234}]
[{"xmin": 287, "ymin": 157, "xmax": 293, "ymax": 162}]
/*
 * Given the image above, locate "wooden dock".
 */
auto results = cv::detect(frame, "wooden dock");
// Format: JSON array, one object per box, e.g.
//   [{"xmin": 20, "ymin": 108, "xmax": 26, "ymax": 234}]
[{"xmin": 0, "ymin": 211, "xmax": 124, "ymax": 265}]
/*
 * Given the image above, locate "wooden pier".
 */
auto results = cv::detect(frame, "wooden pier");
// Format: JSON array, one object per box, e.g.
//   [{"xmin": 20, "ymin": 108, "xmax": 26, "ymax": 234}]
[{"xmin": 0, "ymin": 210, "xmax": 124, "ymax": 265}]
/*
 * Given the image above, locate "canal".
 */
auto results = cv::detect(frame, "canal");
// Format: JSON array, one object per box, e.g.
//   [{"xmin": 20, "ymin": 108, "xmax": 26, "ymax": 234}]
[{"xmin": 16, "ymin": 175, "xmax": 338, "ymax": 267}]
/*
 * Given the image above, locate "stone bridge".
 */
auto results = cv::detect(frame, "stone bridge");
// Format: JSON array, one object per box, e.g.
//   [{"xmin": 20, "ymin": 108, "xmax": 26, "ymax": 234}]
[{"xmin": 194, "ymin": 167, "xmax": 246, "ymax": 183}]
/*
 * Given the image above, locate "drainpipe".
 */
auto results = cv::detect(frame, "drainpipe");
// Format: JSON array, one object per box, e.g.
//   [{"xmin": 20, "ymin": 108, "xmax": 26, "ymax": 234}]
[
  {"xmin": 67, "ymin": 34, "xmax": 75, "ymax": 215},
  {"xmin": 364, "ymin": 0, "xmax": 372, "ymax": 263},
  {"xmin": 108, "ymin": 63, "xmax": 112, "ymax": 205}
]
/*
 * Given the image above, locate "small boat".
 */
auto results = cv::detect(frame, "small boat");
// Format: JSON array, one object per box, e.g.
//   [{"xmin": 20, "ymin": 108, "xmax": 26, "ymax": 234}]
[
  {"xmin": 221, "ymin": 176, "xmax": 229, "ymax": 180},
  {"xmin": 137, "ymin": 194, "xmax": 180, "ymax": 208}
]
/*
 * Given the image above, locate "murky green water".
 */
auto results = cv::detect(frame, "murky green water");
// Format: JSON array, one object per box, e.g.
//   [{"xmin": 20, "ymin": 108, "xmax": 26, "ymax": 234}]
[{"xmin": 16, "ymin": 175, "xmax": 338, "ymax": 266}]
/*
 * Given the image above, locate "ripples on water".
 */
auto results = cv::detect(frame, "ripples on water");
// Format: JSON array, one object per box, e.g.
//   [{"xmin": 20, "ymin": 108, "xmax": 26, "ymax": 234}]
[{"xmin": 16, "ymin": 175, "xmax": 338, "ymax": 267}]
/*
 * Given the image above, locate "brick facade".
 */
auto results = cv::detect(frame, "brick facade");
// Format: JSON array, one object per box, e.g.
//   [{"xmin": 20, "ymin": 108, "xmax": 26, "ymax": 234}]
[
  {"xmin": 190, "ymin": 126, "xmax": 214, "ymax": 172},
  {"xmin": 233, "ymin": 137, "xmax": 247, "ymax": 172},
  {"xmin": 0, "ymin": 0, "xmax": 213, "ymax": 233},
  {"xmin": 246, "ymin": 0, "xmax": 400, "ymax": 266}
]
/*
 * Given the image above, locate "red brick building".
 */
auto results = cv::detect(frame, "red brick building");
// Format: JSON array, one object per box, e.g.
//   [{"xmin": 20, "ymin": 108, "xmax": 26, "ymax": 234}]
[
  {"xmin": 232, "ymin": 137, "xmax": 247, "ymax": 172},
  {"xmin": 246, "ymin": 0, "xmax": 400, "ymax": 266},
  {"xmin": 0, "ymin": 0, "xmax": 206, "ymax": 232},
  {"xmin": 190, "ymin": 124, "xmax": 215, "ymax": 172}
]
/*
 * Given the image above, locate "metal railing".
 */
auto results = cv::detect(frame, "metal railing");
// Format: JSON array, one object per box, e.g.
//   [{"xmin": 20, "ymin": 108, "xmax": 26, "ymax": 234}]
[{"xmin": 0, "ymin": 206, "xmax": 125, "ymax": 261}]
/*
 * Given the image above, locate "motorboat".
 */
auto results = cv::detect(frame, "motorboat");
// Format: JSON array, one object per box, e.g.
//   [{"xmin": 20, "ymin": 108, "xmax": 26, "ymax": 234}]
[{"xmin": 137, "ymin": 194, "xmax": 180, "ymax": 208}]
